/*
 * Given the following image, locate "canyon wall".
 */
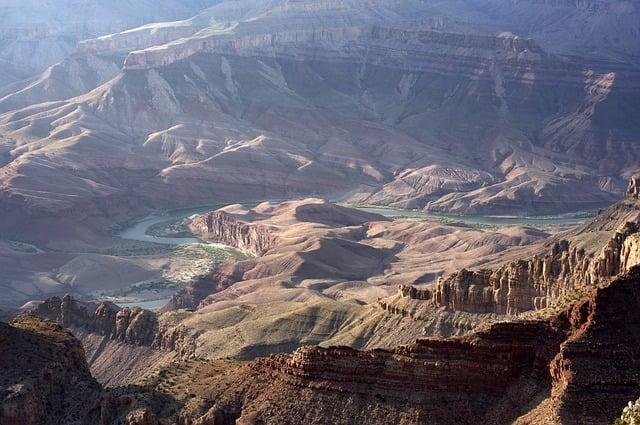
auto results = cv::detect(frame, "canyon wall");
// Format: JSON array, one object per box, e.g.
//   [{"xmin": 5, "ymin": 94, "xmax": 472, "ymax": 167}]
[
  {"xmin": 393, "ymin": 211, "xmax": 640, "ymax": 315},
  {"xmin": 391, "ymin": 180, "xmax": 640, "ymax": 316},
  {"xmin": 32, "ymin": 295, "xmax": 158, "ymax": 347},
  {"xmin": 0, "ymin": 316, "xmax": 102, "ymax": 425},
  {"xmin": 122, "ymin": 25, "xmax": 587, "ymax": 88},
  {"xmin": 235, "ymin": 268, "xmax": 640, "ymax": 424},
  {"xmin": 30, "ymin": 295, "xmax": 208, "ymax": 359},
  {"xmin": 13, "ymin": 269, "xmax": 640, "ymax": 425},
  {"xmin": 189, "ymin": 211, "xmax": 277, "ymax": 257}
]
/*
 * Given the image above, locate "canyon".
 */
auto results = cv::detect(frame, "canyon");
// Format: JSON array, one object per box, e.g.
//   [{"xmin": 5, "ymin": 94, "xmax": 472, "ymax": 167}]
[
  {"xmin": 2, "ymin": 1, "xmax": 640, "ymax": 424},
  {"xmin": 1, "ymin": 0, "xmax": 640, "ymax": 255},
  {"xmin": 5, "ymin": 264, "xmax": 640, "ymax": 424}
]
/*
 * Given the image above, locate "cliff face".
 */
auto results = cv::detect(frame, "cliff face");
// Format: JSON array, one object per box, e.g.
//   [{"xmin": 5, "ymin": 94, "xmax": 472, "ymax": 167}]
[
  {"xmin": 545, "ymin": 270, "xmax": 640, "ymax": 424},
  {"xmin": 269, "ymin": 321, "xmax": 561, "ymax": 396},
  {"xmin": 427, "ymin": 218, "xmax": 640, "ymax": 315},
  {"xmin": 0, "ymin": 316, "xmax": 102, "ymax": 425},
  {"xmin": 189, "ymin": 211, "xmax": 277, "ymax": 257},
  {"xmin": 123, "ymin": 26, "xmax": 549, "ymax": 74},
  {"xmin": 207, "ymin": 269, "xmax": 640, "ymax": 424},
  {"xmin": 32, "ymin": 295, "xmax": 158, "ymax": 346},
  {"xmin": 628, "ymin": 175, "xmax": 640, "ymax": 199},
  {"xmin": 0, "ymin": 315, "xmax": 194, "ymax": 425}
]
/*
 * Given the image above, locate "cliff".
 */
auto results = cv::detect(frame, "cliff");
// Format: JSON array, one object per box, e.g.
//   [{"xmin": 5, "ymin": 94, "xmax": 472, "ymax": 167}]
[
  {"xmin": 122, "ymin": 24, "xmax": 579, "ymax": 90},
  {"xmin": 189, "ymin": 211, "xmax": 277, "ymax": 257},
  {"xmin": 0, "ymin": 316, "xmax": 102, "ymax": 425},
  {"xmin": 176, "ymin": 268, "xmax": 640, "ymax": 425},
  {"xmin": 11, "ymin": 269, "xmax": 640, "ymax": 425},
  {"xmin": 628, "ymin": 175, "xmax": 640, "ymax": 199},
  {"xmin": 543, "ymin": 269, "xmax": 640, "ymax": 424},
  {"xmin": 423, "ymin": 205, "xmax": 640, "ymax": 315},
  {"xmin": 32, "ymin": 295, "xmax": 158, "ymax": 346},
  {"xmin": 0, "ymin": 315, "xmax": 195, "ymax": 425}
]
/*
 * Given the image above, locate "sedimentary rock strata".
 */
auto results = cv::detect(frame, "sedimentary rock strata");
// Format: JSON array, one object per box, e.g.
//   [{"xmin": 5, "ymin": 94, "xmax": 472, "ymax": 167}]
[
  {"xmin": 189, "ymin": 211, "xmax": 277, "ymax": 256},
  {"xmin": 32, "ymin": 295, "xmax": 158, "ymax": 347},
  {"xmin": 125, "ymin": 269, "xmax": 640, "ymax": 425},
  {"xmin": 430, "ymin": 212, "xmax": 640, "ymax": 315}
]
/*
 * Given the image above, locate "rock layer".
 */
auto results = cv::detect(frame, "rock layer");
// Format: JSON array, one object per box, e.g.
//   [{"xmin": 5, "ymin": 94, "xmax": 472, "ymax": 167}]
[
  {"xmin": 430, "ymin": 219, "xmax": 640, "ymax": 315},
  {"xmin": 189, "ymin": 211, "xmax": 277, "ymax": 256},
  {"xmin": 175, "ymin": 269, "xmax": 640, "ymax": 425},
  {"xmin": 32, "ymin": 295, "xmax": 158, "ymax": 347}
]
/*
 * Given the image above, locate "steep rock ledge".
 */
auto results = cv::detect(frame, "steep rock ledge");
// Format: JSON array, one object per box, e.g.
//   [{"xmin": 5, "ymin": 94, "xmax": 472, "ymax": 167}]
[
  {"xmin": 232, "ymin": 269, "xmax": 640, "ymax": 424},
  {"xmin": 189, "ymin": 211, "xmax": 277, "ymax": 257},
  {"xmin": 628, "ymin": 175, "xmax": 640, "ymax": 199},
  {"xmin": 30, "ymin": 295, "xmax": 206, "ymax": 359},
  {"xmin": 0, "ymin": 316, "xmax": 102, "ymax": 425},
  {"xmin": 31, "ymin": 295, "xmax": 158, "ymax": 347},
  {"xmin": 430, "ymin": 220, "xmax": 639, "ymax": 315}
]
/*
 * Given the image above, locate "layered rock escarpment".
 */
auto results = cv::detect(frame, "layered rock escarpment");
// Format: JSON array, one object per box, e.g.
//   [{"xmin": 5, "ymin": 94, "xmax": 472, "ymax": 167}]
[
  {"xmin": 189, "ymin": 211, "xmax": 277, "ymax": 256},
  {"xmin": 0, "ymin": 316, "xmax": 102, "ymax": 425},
  {"xmin": 543, "ymin": 270, "xmax": 640, "ymax": 424},
  {"xmin": 185, "ymin": 269, "xmax": 640, "ymax": 425},
  {"xmin": 32, "ymin": 295, "xmax": 158, "ymax": 346},
  {"xmin": 30, "ymin": 295, "xmax": 206, "ymax": 359},
  {"xmin": 9, "ymin": 270, "xmax": 640, "ymax": 424},
  {"xmin": 0, "ymin": 315, "xmax": 197, "ymax": 425},
  {"xmin": 269, "ymin": 321, "xmax": 561, "ymax": 397},
  {"xmin": 123, "ymin": 25, "xmax": 556, "ymax": 82},
  {"xmin": 426, "ymin": 208, "xmax": 640, "ymax": 315}
]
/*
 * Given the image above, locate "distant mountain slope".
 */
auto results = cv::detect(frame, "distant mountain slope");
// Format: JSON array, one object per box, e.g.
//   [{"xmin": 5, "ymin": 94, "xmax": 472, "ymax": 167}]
[
  {"xmin": 0, "ymin": 0, "xmax": 224, "ymax": 85},
  {"xmin": 0, "ymin": 0, "xmax": 638, "ymax": 246}
]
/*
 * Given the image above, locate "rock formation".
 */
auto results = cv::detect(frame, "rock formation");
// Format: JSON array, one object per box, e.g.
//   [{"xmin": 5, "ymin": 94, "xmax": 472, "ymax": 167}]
[
  {"xmin": 398, "ymin": 284, "xmax": 432, "ymax": 300},
  {"xmin": 0, "ymin": 315, "xmax": 194, "ymax": 425},
  {"xmin": 0, "ymin": 316, "xmax": 102, "ymax": 425},
  {"xmin": 8, "ymin": 269, "xmax": 640, "ymax": 424},
  {"xmin": 429, "ymin": 218, "xmax": 640, "ymax": 315},
  {"xmin": 2, "ymin": 0, "xmax": 639, "ymax": 258},
  {"xmin": 189, "ymin": 211, "xmax": 277, "ymax": 256},
  {"xmin": 128, "ymin": 268, "xmax": 640, "ymax": 425},
  {"xmin": 32, "ymin": 295, "xmax": 158, "ymax": 346},
  {"xmin": 628, "ymin": 175, "xmax": 640, "ymax": 199}
]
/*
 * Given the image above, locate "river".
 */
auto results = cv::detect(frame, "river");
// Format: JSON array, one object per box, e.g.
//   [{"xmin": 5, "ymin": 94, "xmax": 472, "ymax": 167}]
[
  {"xmin": 118, "ymin": 202, "xmax": 596, "ymax": 246},
  {"xmin": 112, "ymin": 202, "xmax": 595, "ymax": 310},
  {"xmin": 357, "ymin": 206, "xmax": 596, "ymax": 228}
]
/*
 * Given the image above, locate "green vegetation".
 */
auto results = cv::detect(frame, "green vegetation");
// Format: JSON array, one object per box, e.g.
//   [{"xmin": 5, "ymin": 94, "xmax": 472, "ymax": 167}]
[{"xmin": 146, "ymin": 218, "xmax": 193, "ymax": 239}]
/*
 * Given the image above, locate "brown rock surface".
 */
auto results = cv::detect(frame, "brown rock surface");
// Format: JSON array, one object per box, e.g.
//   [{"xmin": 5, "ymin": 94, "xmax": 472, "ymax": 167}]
[
  {"xmin": 431, "ymin": 210, "xmax": 640, "ymax": 315},
  {"xmin": 32, "ymin": 294, "xmax": 158, "ymax": 346},
  {"xmin": 0, "ymin": 316, "xmax": 102, "ymax": 425},
  {"xmin": 189, "ymin": 211, "xmax": 278, "ymax": 256},
  {"xmin": 130, "ymin": 269, "xmax": 640, "ymax": 425}
]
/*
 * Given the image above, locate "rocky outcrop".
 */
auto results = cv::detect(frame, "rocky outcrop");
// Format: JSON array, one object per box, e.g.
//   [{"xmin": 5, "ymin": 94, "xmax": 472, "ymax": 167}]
[
  {"xmin": 189, "ymin": 211, "xmax": 277, "ymax": 257},
  {"xmin": 213, "ymin": 269, "xmax": 640, "ymax": 424},
  {"xmin": 32, "ymin": 295, "xmax": 157, "ymax": 346},
  {"xmin": 431, "ymin": 219, "xmax": 640, "ymax": 315},
  {"xmin": 269, "ymin": 320, "xmax": 561, "ymax": 396},
  {"xmin": 543, "ymin": 268, "xmax": 640, "ymax": 424},
  {"xmin": 398, "ymin": 284, "xmax": 432, "ymax": 300},
  {"xmin": 31, "ymin": 295, "xmax": 209, "ymax": 359},
  {"xmin": 621, "ymin": 233, "xmax": 640, "ymax": 271},
  {"xmin": 0, "ymin": 316, "xmax": 102, "ymax": 425},
  {"xmin": 628, "ymin": 175, "xmax": 640, "ymax": 199},
  {"xmin": 0, "ymin": 315, "xmax": 196, "ymax": 425}
]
